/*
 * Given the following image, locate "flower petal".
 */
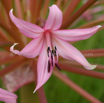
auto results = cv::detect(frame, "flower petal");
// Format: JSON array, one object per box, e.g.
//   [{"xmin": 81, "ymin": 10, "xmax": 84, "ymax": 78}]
[
  {"xmin": 10, "ymin": 36, "xmax": 43, "ymax": 58},
  {"xmin": 52, "ymin": 25, "xmax": 101, "ymax": 41},
  {"xmin": 52, "ymin": 36, "xmax": 96, "ymax": 70},
  {"xmin": 9, "ymin": 9, "xmax": 44, "ymax": 38},
  {"xmin": 44, "ymin": 5, "xmax": 63, "ymax": 30},
  {"xmin": 0, "ymin": 88, "xmax": 17, "ymax": 103},
  {"xmin": 33, "ymin": 39, "xmax": 53, "ymax": 93}
]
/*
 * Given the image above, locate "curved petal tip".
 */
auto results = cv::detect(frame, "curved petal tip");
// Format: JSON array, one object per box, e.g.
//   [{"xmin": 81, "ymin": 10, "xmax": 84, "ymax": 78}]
[
  {"xmin": 10, "ymin": 43, "xmax": 18, "ymax": 50},
  {"xmin": 10, "ymin": 8, "xmax": 13, "ymax": 13},
  {"xmin": 98, "ymin": 25, "xmax": 102, "ymax": 28},
  {"xmin": 85, "ymin": 65, "xmax": 97, "ymax": 70},
  {"xmin": 10, "ymin": 43, "xmax": 19, "ymax": 54},
  {"xmin": 33, "ymin": 90, "xmax": 36, "ymax": 93}
]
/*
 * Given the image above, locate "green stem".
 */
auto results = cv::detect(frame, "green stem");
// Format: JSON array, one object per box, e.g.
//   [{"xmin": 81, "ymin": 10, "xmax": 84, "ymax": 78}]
[{"xmin": 20, "ymin": 82, "xmax": 40, "ymax": 103}]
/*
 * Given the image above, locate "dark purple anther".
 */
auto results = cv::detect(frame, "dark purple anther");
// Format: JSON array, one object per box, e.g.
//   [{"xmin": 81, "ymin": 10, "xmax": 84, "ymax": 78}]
[
  {"xmin": 54, "ymin": 46, "xmax": 57, "ymax": 56},
  {"xmin": 48, "ymin": 60, "xmax": 50, "ymax": 72},
  {"xmin": 51, "ymin": 50, "xmax": 53, "ymax": 66},
  {"xmin": 55, "ymin": 46, "xmax": 57, "ymax": 50},
  {"xmin": 54, "ymin": 51, "xmax": 56, "ymax": 56},
  {"xmin": 47, "ymin": 47, "xmax": 50, "ymax": 57},
  {"xmin": 55, "ymin": 63, "xmax": 61, "ymax": 71}
]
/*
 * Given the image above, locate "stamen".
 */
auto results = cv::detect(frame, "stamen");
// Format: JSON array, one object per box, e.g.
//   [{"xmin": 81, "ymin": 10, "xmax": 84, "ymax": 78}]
[
  {"xmin": 47, "ymin": 47, "xmax": 50, "ymax": 57},
  {"xmin": 55, "ymin": 63, "xmax": 61, "ymax": 71},
  {"xmin": 52, "ymin": 50, "xmax": 54, "ymax": 54},
  {"xmin": 48, "ymin": 60, "xmax": 50, "ymax": 72},
  {"xmin": 54, "ymin": 51, "xmax": 56, "ymax": 56},
  {"xmin": 51, "ymin": 50, "xmax": 53, "ymax": 66},
  {"xmin": 48, "ymin": 47, "xmax": 50, "ymax": 50},
  {"xmin": 54, "ymin": 46, "xmax": 57, "ymax": 56},
  {"xmin": 55, "ymin": 46, "xmax": 57, "ymax": 50}
]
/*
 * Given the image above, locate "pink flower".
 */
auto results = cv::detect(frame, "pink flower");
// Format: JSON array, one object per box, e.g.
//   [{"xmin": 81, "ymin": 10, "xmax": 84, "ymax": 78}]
[
  {"xmin": 9, "ymin": 5, "xmax": 101, "ymax": 93},
  {"xmin": 0, "ymin": 88, "xmax": 17, "ymax": 103}
]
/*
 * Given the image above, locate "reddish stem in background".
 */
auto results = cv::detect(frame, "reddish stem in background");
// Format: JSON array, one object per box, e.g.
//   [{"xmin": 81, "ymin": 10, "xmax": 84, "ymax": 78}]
[
  {"xmin": 53, "ymin": 70, "xmax": 102, "ymax": 103},
  {"xmin": 63, "ymin": 0, "xmax": 81, "ymax": 23},
  {"xmin": 81, "ymin": 49, "xmax": 104, "ymax": 53},
  {"xmin": 0, "ymin": 41, "xmax": 14, "ymax": 51},
  {"xmin": 28, "ymin": 0, "xmax": 38, "ymax": 23},
  {"xmin": 0, "ymin": 51, "xmax": 10, "ymax": 57},
  {"xmin": 35, "ymin": 0, "xmax": 43, "ymax": 25},
  {"xmin": 0, "ymin": 20, "xmax": 25, "ymax": 48},
  {"xmin": 32, "ymin": 61, "xmax": 47, "ymax": 103},
  {"xmin": 0, "ymin": 56, "xmax": 23, "ymax": 65},
  {"xmin": 0, "ymin": 28, "xmax": 9, "ymax": 41},
  {"xmin": 14, "ymin": 0, "xmax": 23, "ymax": 19},
  {"xmin": 37, "ymin": 87, "xmax": 47, "ymax": 103},
  {"xmin": 1, "ymin": 0, "xmax": 19, "ymax": 30},
  {"xmin": 63, "ymin": 0, "xmax": 69, "ymax": 7},
  {"xmin": 3, "ymin": 8, "xmax": 11, "ymax": 26},
  {"xmin": 21, "ymin": 0, "xmax": 27, "ymax": 15},
  {"xmin": 1, "ymin": 0, "xmax": 12, "ymax": 13},
  {"xmin": 14, "ymin": 0, "xmax": 28, "ymax": 45},
  {"xmin": 61, "ymin": 0, "xmax": 98, "ymax": 29},
  {"xmin": 0, "ymin": 4, "xmax": 10, "ymax": 26},
  {"xmin": 0, "ymin": 57, "xmax": 25, "ymax": 77},
  {"xmin": 0, "ymin": 41, "xmax": 13, "ymax": 46},
  {"xmin": 78, "ymin": 19, "xmax": 104, "ymax": 28},
  {"xmin": 84, "ymin": 53, "xmax": 104, "ymax": 58},
  {"xmin": 58, "ymin": 63, "xmax": 104, "ymax": 80},
  {"xmin": 56, "ymin": 0, "xmax": 62, "ymax": 8},
  {"xmin": 97, "ymin": 65, "xmax": 104, "ymax": 70},
  {"xmin": 94, "ymin": 1, "xmax": 104, "ymax": 6},
  {"xmin": 42, "ymin": 0, "xmax": 50, "ymax": 19},
  {"xmin": 0, "ymin": 6, "xmax": 6, "ymax": 22},
  {"xmin": 59, "ymin": 60, "xmax": 104, "ymax": 70},
  {"xmin": 32, "ymin": 60, "xmax": 37, "ymax": 82}
]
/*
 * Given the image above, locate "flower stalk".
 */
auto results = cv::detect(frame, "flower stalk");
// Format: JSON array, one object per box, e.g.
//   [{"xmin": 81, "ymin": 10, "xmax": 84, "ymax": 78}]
[
  {"xmin": 14, "ymin": 0, "xmax": 23, "ymax": 19},
  {"xmin": 79, "ymin": 19, "xmax": 104, "ymax": 28},
  {"xmin": 63, "ymin": 0, "xmax": 81, "ymax": 23},
  {"xmin": 53, "ymin": 69, "xmax": 102, "ymax": 103},
  {"xmin": 42, "ymin": 0, "xmax": 50, "ymax": 19},
  {"xmin": 61, "ymin": 0, "xmax": 98, "ymax": 29},
  {"xmin": 0, "ymin": 56, "xmax": 23, "ymax": 65},
  {"xmin": 0, "ymin": 20, "xmax": 25, "ymax": 48},
  {"xmin": 37, "ymin": 87, "xmax": 47, "ymax": 103},
  {"xmin": 58, "ymin": 63, "xmax": 104, "ymax": 79},
  {"xmin": 0, "ymin": 57, "xmax": 25, "ymax": 77}
]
